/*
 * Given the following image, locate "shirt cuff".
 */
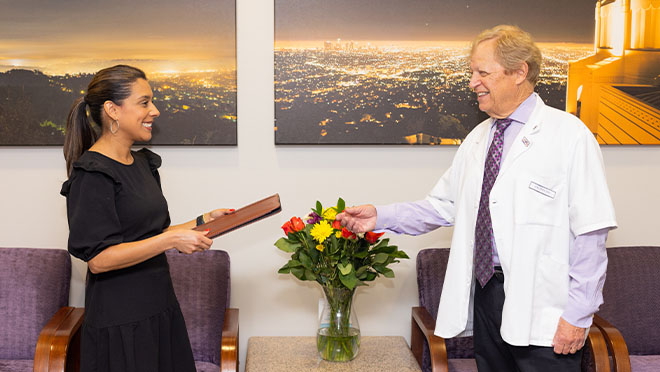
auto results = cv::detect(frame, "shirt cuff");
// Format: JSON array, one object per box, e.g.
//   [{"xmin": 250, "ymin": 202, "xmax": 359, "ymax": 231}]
[
  {"xmin": 561, "ymin": 307, "xmax": 593, "ymax": 328},
  {"xmin": 375, "ymin": 204, "xmax": 398, "ymax": 232}
]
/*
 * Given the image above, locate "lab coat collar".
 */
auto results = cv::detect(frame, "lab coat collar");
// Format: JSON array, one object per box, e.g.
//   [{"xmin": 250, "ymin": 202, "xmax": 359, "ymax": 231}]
[
  {"xmin": 495, "ymin": 95, "xmax": 546, "ymax": 174},
  {"xmin": 498, "ymin": 95, "xmax": 546, "ymax": 177},
  {"xmin": 471, "ymin": 94, "xmax": 545, "ymax": 160}
]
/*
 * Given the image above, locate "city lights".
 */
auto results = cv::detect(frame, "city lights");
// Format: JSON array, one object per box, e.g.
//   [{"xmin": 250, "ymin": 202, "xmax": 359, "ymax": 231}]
[{"xmin": 275, "ymin": 41, "xmax": 593, "ymax": 144}]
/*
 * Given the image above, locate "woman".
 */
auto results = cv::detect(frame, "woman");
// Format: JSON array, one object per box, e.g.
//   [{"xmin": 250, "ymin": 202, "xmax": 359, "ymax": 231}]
[{"xmin": 61, "ymin": 65, "xmax": 230, "ymax": 372}]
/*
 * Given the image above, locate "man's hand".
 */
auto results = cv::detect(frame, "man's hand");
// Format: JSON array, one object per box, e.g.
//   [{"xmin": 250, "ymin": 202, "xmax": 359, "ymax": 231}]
[
  {"xmin": 552, "ymin": 317, "xmax": 587, "ymax": 355},
  {"xmin": 335, "ymin": 204, "xmax": 377, "ymax": 233}
]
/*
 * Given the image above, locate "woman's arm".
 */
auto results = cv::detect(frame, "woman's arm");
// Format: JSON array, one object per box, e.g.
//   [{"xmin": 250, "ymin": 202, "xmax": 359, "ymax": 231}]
[
  {"xmin": 88, "ymin": 229, "xmax": 212, "ymax": 274},
  {"xmin": 165, "ymin": 208, "xmax": 235, "ymax": 231}
]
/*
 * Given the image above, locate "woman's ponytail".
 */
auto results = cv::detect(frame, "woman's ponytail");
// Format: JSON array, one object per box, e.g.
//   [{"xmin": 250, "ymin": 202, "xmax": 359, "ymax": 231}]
[
  {"xmin": 62, "ymin": 65, "xmax": 146, "ymax": 176},
  {"xmin": 63, "ymin": 97, "xmax": 97, "ymax": 176}
]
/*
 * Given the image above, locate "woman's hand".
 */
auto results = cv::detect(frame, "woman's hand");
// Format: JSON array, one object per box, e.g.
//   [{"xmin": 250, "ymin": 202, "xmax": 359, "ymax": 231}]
[
  {"xmin": 204, "ymin": 208, "xmax": 236, "ymax": 222},
  {"xmin": 167, "ymin": 229, "xmax": 213, "ymax": 254}
]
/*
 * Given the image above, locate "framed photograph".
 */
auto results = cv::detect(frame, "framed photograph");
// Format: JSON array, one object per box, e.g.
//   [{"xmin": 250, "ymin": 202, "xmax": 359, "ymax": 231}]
[
  {"xmin": 275, "ymin": 0, "xmax": 659, "ymax": 145},
  {"xmin": 0, "ymin": 0, "xmax": 236, "ymax": 146}
]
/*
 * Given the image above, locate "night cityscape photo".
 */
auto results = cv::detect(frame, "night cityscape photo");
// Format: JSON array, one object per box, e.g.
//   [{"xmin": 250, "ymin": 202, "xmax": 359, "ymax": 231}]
[
  {"xmin": 0, "ymin": 0, "xmax": 236, "ymax": 146},
  {"xmin": 275, "ymin": 0, "xmax": 598, "ymax": 145}
]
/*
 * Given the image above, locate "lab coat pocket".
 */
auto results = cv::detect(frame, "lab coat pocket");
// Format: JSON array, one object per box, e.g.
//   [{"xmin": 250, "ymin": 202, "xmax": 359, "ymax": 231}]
[{"xmin": 515, "ymin": 175, "xmax": 566, "ymax": 226}]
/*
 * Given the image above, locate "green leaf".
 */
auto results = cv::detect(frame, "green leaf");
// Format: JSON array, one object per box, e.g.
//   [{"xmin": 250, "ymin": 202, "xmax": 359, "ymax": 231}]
[
  {"xmin": 291, "ymin": 267, "xmax": 305, "ymax": 280},
  {"xmin": 329, "ymin": 234, "xmax": 340, "ymax": 255},
  {"xmin": 339, "ymin": 270, "xmax": 358, "ymax": 290},
  {"xmin": 288, "ymin": 259, "xmax": 303, "ymax": 267},
  {"xmin": 316, "ymin": 201, "xmax": 323, "ymax": 214},
  {"xmin": 354, "ymin": 247, "xmax": 369, "ymax": 258},
  {"xmin": 372, "ymin": 245, "xmax": 397, "ymax": 254},
  {"xmin": 365, "ymin": 271, "xmax": 378, "ymax": 281},
  {"xmin": 337, "ymin": 262, "xmax": 353, "ymax": 275},
  {"xmin": 299, "ymin": 251, "xmax": 313, "ymax": 269},
  {"xmin": 336, "ymin": 198, "xmax": 345, "ymax": 213},
  {"xmin": 381, "ymin": 267, "xmax": 395, "ymax": 278},
  {"xmin": 392, "ymin": 250, "xmax": 410, "ymax": 259},
  {"xmin": 356, "ymin": 265, "xmax": 369, "ymax": 279},
  {"xmin": 275, "ymin": 237, "xmax": 299, "ymax": 253},
  {"xmin": 304, "ymin": 269, "xmax": 316, "ymax": 281},
  {"xmin": 308, "ymin": 245, "xmax": 320, "ymax": 262},
  {"xmin": 373, "ymin": 265, "xmax": 395, "ymax": 278},
  {"xmin": 277, "ymin": 263, "xmax": 291, "ymax": 274},
  {"xmin": 373, "ymin": 253, "xmax": 389, "ymax": 264},
  {"xmin": 373, "ymin": 264, "xmax": 387, "ymax": 274},
  {"xmin": 372, "ymin": 238, "xmax": 389, "ymax": 250}
]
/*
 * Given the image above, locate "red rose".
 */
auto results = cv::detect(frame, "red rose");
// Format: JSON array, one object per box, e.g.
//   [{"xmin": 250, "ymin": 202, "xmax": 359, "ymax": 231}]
[
  {"xmin": 365, "ymin": 231, "xmax": 385, "ymax": 244},
  {"xmin": 332, "ymin": 220, "xmax": 342, "ymax": 230},
  {"xmin": 341, "ymin": 227, "xmax": 356, "ymax": 240},
  {"xmin": 291, "ymin": 217, "xmax": 305, "ymax": 232},
  {"xmin": 281, "ymin": 220, "xmax": 294, "ymax": 235}
]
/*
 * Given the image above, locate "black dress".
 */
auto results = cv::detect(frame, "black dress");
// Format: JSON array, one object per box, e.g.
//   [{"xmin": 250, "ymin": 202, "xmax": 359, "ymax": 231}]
[{"xmin": 61, "ymin": 149, "xmax": 196, "ymax": 372}]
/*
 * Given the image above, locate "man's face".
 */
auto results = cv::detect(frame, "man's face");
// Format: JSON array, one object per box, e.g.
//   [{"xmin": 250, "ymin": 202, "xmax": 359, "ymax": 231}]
[{"xmin": 469, "ymin": 39, "xmax": 524, "ymax": 119}]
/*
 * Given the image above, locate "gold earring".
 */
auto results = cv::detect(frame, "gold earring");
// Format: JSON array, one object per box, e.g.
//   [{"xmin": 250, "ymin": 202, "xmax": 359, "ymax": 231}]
[{"xmin": 110, "ymin": 120, "xmax": 120, "ymax": 134}]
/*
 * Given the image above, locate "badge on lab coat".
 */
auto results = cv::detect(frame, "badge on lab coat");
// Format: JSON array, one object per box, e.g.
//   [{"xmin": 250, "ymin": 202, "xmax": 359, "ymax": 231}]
[{"xmin": 529, "ymin": 181, "xmax": 556, "ymax": 199}]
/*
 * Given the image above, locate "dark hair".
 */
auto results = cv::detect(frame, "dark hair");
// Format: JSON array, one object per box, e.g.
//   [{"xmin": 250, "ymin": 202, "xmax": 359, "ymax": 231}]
[{"xmin": 63, "ymin": 65, "xmax": 147, "ymax": 176}]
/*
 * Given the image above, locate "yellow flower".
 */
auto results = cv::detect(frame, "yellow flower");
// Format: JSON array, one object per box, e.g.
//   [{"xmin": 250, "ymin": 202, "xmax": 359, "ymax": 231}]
[
  {"xmin": 316, "ymin": 244, "xmax": 325, "ymax": 252},
  {"xmin": 311, "ymin": 220, "xmax": 333, "ymax": 243},
  {"xmin": 335, "ymin": 231, "xmax": 342, "ymax": 239},
  {"xmin": 322, "ymin": 207, "xmax": 337, "ymax": 221}
]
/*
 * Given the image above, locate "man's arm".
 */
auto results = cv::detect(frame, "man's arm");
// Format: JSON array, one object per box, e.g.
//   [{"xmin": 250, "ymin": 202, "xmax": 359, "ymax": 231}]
[
  {"xmin": 337, "ymin": 199, "xmax": 452, "ymax": 234},
  {"xmin": 563, "ymin": 228, "xmax": 609, "ymax": 327},
  {"xmin": 552, "ymin": 228, "xmax": 609, "ymax": 354},
  {"xmin": 376, "ymin": 199, "xmax": 452, "ymax": 234}
]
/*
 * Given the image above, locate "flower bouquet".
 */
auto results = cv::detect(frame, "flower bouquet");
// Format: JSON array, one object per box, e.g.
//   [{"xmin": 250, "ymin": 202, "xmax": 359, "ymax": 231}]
[{"xmin": 275, "ymin": 198, "xmax": 409, "ymax": 362}]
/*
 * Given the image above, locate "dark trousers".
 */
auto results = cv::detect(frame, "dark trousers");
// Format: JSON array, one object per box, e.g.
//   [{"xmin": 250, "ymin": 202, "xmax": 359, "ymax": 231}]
[{"xmin": 473, "ymin": 269, "xmax": 583, "ymax": 372}]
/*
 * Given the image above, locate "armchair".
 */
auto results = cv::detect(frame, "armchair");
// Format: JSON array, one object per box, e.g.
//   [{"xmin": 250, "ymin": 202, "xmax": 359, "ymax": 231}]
[
  {"xmin": 166, "ymin": 249, "xmax": 239, "ymax": 372},
  {"xmin": 0, "ymin": 247, "xmax": 83, "ymax": 372},
  {"xmin": 593, "ymin": 246, "xmax": 660, "ymax": 372},
  {"xmin": 410, "ymin": 248, "xmax": 612, "ymax": 372}
]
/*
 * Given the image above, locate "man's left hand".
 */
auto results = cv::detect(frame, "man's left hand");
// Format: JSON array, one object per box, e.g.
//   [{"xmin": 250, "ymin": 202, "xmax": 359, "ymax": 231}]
[{"xmin": 552, "ymin": 317, "xmax": 587, "ymax": 355}]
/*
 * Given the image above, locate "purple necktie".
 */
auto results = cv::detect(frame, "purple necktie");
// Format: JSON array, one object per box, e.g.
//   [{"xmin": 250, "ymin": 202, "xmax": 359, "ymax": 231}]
[{"xmin": 475, "ymin": 118, "xmax": 512, "ymax": 287}]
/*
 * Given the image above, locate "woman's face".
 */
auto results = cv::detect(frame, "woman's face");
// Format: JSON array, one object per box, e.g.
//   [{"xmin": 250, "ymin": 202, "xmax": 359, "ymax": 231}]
[{"xmin": 116, "ymin": 78, "xmax": 160, "ymax": 142}]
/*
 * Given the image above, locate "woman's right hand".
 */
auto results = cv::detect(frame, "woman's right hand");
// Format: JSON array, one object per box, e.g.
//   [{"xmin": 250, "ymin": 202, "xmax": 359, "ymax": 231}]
[{"xmin": 167, "ymin": 229, "xmax": 213, "ymax": 254}]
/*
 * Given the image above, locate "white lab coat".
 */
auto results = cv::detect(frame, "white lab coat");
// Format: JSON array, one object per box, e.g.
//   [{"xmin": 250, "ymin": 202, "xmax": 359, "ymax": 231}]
[{"xmin": 426, "ymin": 95, "xmax": 617, "ymax": 346}]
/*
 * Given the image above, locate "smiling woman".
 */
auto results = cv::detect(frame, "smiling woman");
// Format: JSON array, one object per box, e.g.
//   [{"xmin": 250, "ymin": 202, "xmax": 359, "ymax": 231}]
[{"xmin": 60, "ymin": 64, "xmax": 234, "ymax": 372}]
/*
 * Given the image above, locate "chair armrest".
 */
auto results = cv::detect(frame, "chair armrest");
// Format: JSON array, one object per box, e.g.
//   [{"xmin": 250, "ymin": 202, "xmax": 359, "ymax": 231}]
[
  {"xmin": 221, "ymin": 308, "xmax": 239, "ymax": 372},
  {"xmin": 586, "ymin": 323, "xmax": 611, "ymax": 372},
  {"xmin": 411, "ymin": 306, "xmax": 448, "ymax": 372},
  {"xmin": 34, "ymin": 306, "xmax": 85, "ymax": 372},
  {"xmin": 593, "ymin": 314, "xmax": 631, "ymax": 372}
]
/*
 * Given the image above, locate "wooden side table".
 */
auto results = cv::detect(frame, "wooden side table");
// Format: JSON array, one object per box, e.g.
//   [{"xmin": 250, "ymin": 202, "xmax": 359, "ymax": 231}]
[{"xmin": 245, "ymin": 336, "xmax": 422, "ymax": 372}]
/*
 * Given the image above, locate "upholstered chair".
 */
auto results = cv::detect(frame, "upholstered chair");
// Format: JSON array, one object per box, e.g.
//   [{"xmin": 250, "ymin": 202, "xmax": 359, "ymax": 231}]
[
  {"xmin": 0, "ymin": 247, "xmax": 83, "ymax": 372},
  {"xmin": 410, "ymin": 248, "xmax": 612, "ymax": 372},
  {"xmin": 166, "ymin": 249, "xmax": 239, "ymax": 372},
  {"xmin": 593, "ymin": 246, "xmax": 660, "ymax": 372}
]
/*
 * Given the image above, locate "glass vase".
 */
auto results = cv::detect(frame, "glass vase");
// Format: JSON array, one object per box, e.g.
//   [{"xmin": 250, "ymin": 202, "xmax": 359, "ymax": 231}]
[{"xmin": 317, "ymin": 285, "xmax": 360, "ymax": 362}]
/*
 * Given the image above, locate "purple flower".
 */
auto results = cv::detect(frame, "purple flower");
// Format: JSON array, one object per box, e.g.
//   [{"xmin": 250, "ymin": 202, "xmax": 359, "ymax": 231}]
[{"xmin": 306, "ymin": 212, "xmax": 321, "ymax": 224}]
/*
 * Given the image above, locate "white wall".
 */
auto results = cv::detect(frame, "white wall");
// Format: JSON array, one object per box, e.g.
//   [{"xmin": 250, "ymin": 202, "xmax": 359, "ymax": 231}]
[{"xmin": 1, "ymin": 0, "xmax": 660, "ymax": 370}]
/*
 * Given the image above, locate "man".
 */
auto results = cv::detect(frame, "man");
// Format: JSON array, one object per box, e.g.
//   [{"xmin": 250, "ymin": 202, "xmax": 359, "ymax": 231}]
[{"xmin": 336, "ymin": 25, "xmax": 617, "ymax": 371}]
